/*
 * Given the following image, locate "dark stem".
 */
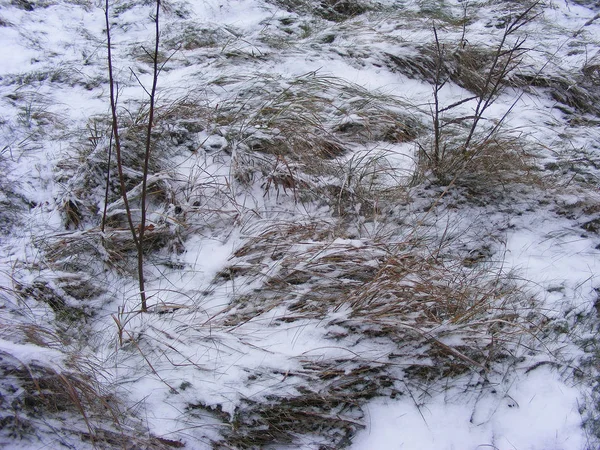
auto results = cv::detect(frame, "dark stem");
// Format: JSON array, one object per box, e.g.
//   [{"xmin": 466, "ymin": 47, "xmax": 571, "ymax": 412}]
[
  {"xmin": 106, "ymin": 0, "xmax": 154, "ymax": 312},
  {"xmin": 105, "ymin": 0, "xmax": 139, "ymax": 250},
  {"xmin": 137, "ymin": 0, "xmax": 161, "ymax": 312},
  {"xmin": 101, "ymin": 124, "xmax": 113, "ymax": 233},
  {"xmin": 432, "ymin": 26, "xmax": 443, "ymax": 167}
]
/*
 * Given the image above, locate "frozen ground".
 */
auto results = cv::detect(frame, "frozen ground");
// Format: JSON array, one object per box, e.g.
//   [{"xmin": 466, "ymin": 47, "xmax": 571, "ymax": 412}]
[{"xmin": 1, "ymin": 0, "xmax": 600, "ymax": 448}]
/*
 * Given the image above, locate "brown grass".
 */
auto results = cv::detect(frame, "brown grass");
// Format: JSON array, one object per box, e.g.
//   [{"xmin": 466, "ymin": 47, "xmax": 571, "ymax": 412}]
[
  {"xmin": 211, "ymin": 218, "xmax": 541, "ymax": 377},
  {"xmin": 0, "ymin": 320, "xmax": 181, "ymax": 449}
]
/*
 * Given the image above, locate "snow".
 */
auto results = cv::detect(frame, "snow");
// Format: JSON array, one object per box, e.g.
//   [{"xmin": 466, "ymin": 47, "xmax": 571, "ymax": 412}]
[
  {"xmin": 0, "ymin": 338, "xmax": 65, "ymax": 368},
  {"xmin": 0, "ymin": 0, "xmax": 599, "ymax": 448},
  {"xmin": 352, "ymin": 367, "xmax": 586, "ymax": 450}
]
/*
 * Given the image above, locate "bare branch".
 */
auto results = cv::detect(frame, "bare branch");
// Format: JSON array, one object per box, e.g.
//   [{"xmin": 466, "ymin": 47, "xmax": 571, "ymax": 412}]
[{"xmin": 105, "ymin": 0, "xmax": 140, "ymax": 250}]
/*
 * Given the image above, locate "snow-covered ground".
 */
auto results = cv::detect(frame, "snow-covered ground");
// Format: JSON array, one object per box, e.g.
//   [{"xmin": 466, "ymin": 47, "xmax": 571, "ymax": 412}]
[{"xmin": 1, "ymin": 0, "xmax": 600, "ymax": 448}]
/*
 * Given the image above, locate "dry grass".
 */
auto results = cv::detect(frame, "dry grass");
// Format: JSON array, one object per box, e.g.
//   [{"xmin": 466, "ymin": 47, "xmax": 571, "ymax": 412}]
[
  {"xmin": 415, "ymin": 133, "xmax": 542, "ymax": 196},
  {"xmin": 216, "ymin": 359, "xmax": 391, "ymax": 449},
  {"xmin": 216, "ymin": 72, "xmax": 419, "ymax": 155},
  {"xmin": 0, "ymin": 318, "xmax": 180, "ymax": 449},
  {"xmin": 59, "ymin": 95, "xmax": 210, "ymax": 211},
  {"xmin": 0, "ymin": 147, "xmax": 29, "ymax": 234},
  {"xmin": 33, "ymin": 225, "xmax": 181, "ymax": 279},
  {"xmin": 390, "ymin": 2, "xmax": 543, "ymax": 192},
  {"xmin": 267, "ymin": 0, "xmax": 373, "ymax": 22},
  {"xmin": 515, "ymin": 72, "xmax": 600, "ymax": 119},
  {"xmin": 213, "ymin": 217, "xmax": 541, "ymax": 373},
  {"xmin": 210, "ymin": 73, "xmax": 420, "ymax": 216},
  {"xmin": 386, "ymin": 43, "xmax": 510, "ymax": 95},
  {"xmin": 163, "ymin": 23, "xmax": 231, "ymax": 51},
  {"xmin": 5, "ymin": 3, "xmax": 572, "ymax": 447},
  {"xmin": 48, "ymin": 73, "xmax": 419, "ymax": 268},
  {"xmin": 194, "ymin": 214, "xmax": 545, "ymax": 447},
  {"xmin": 53, "ymin": 96, "xmax": 210, "ymax": 261}
]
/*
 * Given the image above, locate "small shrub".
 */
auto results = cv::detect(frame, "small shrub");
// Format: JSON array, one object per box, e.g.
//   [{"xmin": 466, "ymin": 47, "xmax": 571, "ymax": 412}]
[{"xmin": 408, "ymin": 2, "xmax": 542, "ymax": 188}]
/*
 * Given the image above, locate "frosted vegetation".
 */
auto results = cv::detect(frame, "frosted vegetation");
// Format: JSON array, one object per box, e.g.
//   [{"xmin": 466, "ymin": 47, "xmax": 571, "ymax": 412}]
[{"xmin": 0, "ymin": 0, "xmax": 599, "ymax": 448}]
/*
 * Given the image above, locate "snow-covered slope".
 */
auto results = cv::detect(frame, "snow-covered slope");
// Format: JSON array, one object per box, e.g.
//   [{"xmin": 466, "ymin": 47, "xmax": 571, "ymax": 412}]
[{"xmin": 1, "ymin": 0, "xmax": 600, "ymax": 448}]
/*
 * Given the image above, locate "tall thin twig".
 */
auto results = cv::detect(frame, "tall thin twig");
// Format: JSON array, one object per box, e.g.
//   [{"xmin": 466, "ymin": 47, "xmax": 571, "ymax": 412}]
[
  {"xmin": 105, "ymin": 0, "xmax": 139, "ymax": 250},
  {"xmin": 432, "ymin": 26, "xmax": 444, "ymax": 168},
  {"xmin": 428, "ymin": 1, "xmax": 540, "ymax": 179},
  {"xmin": 136, "ymin": 0, "xmax": 162, "ymax": 312},
  {"xmin": 461, "ymin": 2, "xmax": 539, "ymax": 153},
  {"xmin": 101, "ymin": 125, "xmax": 113, "ymax": 233},
  {"xmin": 105, "ymin": 0, "xmax": 162, "ymax": 312}
]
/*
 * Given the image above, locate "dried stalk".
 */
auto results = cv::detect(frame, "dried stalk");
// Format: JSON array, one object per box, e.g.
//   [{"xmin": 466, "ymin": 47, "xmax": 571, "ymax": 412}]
[{"xmin": 105, "ymin": 0, "xmax": 162, "ymax": 312}]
